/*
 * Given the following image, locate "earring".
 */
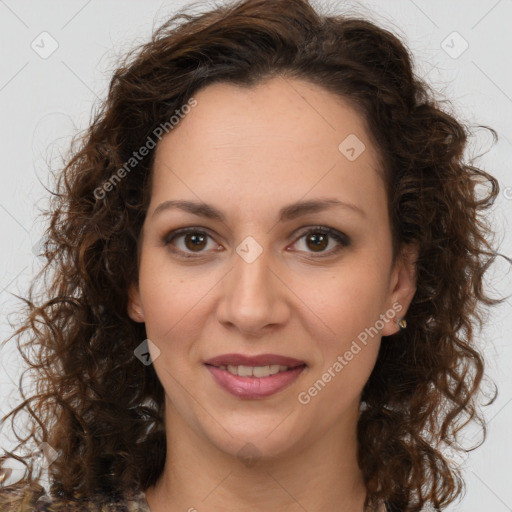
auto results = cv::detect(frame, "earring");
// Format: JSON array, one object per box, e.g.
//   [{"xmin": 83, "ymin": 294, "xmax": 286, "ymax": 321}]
[{"xmin": 397, "ymin": 318, "xmax": 407, "ymax": 329}]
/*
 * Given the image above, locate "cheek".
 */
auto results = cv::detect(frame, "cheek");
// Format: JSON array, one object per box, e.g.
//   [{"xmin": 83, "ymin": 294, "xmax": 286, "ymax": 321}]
[
  {"xmin": 297, "ymin": 268, "xmax": 386, "ymax": 415},
  {"xmin": 137, "ymin": 256, "xmax": 222, "ymax": 366},
  {"xmin": 297, "ymin": 260, "xmax": 390, "ymax": 403},
  {"xmin": 137, "ymin": 263, "xmax": 198, "ymax": 345},
  {"xmin": 303, "ymin": 262, "xmax": 391, "ymax": 344}
]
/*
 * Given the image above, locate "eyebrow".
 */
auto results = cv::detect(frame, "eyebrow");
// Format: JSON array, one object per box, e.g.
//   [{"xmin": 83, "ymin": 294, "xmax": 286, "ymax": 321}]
[{"xmin": 151, "ymin": 198, "xmax": 366, "ymax": 222}]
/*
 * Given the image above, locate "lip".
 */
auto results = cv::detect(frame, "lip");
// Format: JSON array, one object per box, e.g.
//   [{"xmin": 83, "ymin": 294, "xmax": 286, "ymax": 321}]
[
  {"xmin": 204, "ymin": 353, "xmax": 306, "ymax": 367},
  {"xmin": 206, "ymin": 364, "xmax": 306, "ymax": 399}
]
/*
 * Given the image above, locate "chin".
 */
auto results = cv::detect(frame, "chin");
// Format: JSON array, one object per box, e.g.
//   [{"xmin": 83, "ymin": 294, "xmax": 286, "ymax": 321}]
[{"xmin": 201, "ymin": 418, "xmax": 303, "ymax": 465}]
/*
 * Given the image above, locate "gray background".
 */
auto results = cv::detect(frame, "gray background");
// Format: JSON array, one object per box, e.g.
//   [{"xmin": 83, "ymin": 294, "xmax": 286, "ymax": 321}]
[{"xmin": 0, "ymin": 1, "xmax": 511, "ymax": 510}]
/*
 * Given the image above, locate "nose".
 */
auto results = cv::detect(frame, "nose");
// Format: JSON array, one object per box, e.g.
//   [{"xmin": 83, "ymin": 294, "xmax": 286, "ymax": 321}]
[{"xmin": 215, "ymin": 244, "xmax": 290, "ymax": 336}]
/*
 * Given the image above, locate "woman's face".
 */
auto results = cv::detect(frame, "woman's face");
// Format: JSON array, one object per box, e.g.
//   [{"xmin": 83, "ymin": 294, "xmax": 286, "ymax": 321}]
[{"xmin": 128, "ymin": 77, "xmax": 417, "ymax": 461}]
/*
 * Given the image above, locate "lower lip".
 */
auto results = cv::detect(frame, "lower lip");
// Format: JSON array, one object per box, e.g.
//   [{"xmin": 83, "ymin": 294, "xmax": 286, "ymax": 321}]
[{"xmin": 205, "ymin": 365, "xmax": 306, "ymax": 399}]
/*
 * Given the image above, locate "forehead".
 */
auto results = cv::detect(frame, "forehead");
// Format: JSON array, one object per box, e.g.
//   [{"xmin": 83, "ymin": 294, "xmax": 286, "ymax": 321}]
[
  {"xmin": 163, "ymin": 76, "xmax": 376, "ymax": 158},
  {"xmin": 149, "ymin": 77, "xmax": 386, "ymax": 222}
]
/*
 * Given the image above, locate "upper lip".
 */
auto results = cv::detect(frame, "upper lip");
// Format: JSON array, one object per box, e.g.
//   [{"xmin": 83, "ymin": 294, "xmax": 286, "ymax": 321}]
[{"xmin": 204, "ymin": 353, "xmax": 306, "ymax": 368}]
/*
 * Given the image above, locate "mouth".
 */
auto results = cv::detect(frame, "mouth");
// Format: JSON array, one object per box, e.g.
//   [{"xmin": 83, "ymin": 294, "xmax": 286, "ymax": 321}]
[
  {"xmin": 204, "ymin": 353, "xmax": 307, "ymax": 399},
  {"xmin": 204, "ymin": 353, "xmax": 306, "ymax": 368},
  {"xmin": 207, "ymin": 363, "xmax": 303, "ymax": 378}
]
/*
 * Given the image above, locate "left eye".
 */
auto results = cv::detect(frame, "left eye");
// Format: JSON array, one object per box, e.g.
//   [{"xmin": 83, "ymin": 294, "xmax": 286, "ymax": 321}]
[
  {"xmin": 163, "ymin": 226, "xmax": 350, "ymax": 258},
  {"xmin": 291, "ymin": 227, "xmax": 350, "ymax": 256}
]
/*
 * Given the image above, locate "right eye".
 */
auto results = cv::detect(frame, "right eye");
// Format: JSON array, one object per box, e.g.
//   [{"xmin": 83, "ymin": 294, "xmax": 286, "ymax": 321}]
[{"xmin": 163, "ymin": 228, "xmax": 222, "ymax": 258}]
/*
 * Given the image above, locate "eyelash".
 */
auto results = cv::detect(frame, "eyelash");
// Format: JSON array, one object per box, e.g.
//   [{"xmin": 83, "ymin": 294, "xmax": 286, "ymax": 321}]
[{"xmin": 163, "ymin": 226, "xmax": 350, "ymax": 259}]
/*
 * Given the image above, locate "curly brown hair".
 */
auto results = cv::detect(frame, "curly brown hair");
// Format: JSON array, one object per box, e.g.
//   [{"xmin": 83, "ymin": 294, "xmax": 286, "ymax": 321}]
[{"xmin": 0, "ymin": 0, "xmax": 503, "ymax": 510}]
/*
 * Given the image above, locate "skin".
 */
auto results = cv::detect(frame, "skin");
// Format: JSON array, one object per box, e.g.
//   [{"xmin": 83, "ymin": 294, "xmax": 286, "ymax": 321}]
[{"xmin": 128, "ymin": 76, "xmax": 418, "ymax": 512}]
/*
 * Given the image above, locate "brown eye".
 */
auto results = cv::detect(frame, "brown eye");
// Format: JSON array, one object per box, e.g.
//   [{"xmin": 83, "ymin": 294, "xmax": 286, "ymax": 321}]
[
  {"xmin": 305, "ymin": 232, "xmax": 329, "ymax": 252},
  {"xmin": 291, "ymin": 227, "xmax": 350, "ymax": 257},
  {"xmin": 183, "ymin": 232, "xmax": 208, "ymax": 252},
  {"xmin": 164, "ymin": 226, "xmax": 350, "ymax": 260},
  {"xmin": 164, "ymin": 228, "xmax": 217, "ymax": 258}
]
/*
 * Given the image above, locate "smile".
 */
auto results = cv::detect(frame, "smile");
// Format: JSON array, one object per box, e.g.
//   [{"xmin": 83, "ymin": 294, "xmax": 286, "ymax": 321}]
[
  {"xmin": 205, "ymin": 363, "xmax": 306, "ymax": 399},
  {"xmin": 216, "ymin": 364, "xmax": 291, "ymax": 377}
]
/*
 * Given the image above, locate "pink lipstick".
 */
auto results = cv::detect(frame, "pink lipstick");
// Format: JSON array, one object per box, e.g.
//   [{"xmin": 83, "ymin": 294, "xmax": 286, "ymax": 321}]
[{"xmin": 204, "ymin": 353, "xmax": 306, "ymax": 399}]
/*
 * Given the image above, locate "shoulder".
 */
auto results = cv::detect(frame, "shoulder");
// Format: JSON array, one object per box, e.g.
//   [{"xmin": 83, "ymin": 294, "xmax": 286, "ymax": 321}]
[{"xmin": 0, "ymin": 484, "xmax": 151, "ymax": 511}]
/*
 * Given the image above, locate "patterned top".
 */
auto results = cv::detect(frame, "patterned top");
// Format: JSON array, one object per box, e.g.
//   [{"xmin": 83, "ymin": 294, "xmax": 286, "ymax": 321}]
[
  {"xmin": 0, "ymin": 484, "xmax": 390, "ymax": 511},
  {"xmin": 0, "ymin": 484, "xmax": 151, "ymax": 512}
]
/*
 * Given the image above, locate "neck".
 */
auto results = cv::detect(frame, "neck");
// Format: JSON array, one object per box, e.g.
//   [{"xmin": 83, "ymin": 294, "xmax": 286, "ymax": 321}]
[{"xmin": 145, "ymin": 400, "xmax": 369, "ymax": 512}]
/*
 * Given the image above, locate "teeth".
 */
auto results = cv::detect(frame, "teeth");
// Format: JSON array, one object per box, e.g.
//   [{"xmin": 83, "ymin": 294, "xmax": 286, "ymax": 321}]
[
  {"xmin": 219, "ymin": 364, "xmax": 291, "ymax": 377},
  {"xmin": 237, "ymin": 365, "xmax": 253, "ymax": 377}
]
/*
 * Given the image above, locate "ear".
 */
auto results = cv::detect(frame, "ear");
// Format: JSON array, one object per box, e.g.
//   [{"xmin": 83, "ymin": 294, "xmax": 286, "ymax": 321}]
[
  {"xmin": 127, "ymin": 282, "xmax": 145, "ymax": 323},
  {"xmin": 381, "ymin": 242, "xmax": 419, "ymax": 336}
]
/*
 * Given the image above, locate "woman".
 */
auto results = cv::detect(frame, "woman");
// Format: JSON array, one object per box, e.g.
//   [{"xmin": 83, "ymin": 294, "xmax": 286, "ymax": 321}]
[{"xmin": 0, "ymin": 0, "xmax": 502, "ymax": 510}]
